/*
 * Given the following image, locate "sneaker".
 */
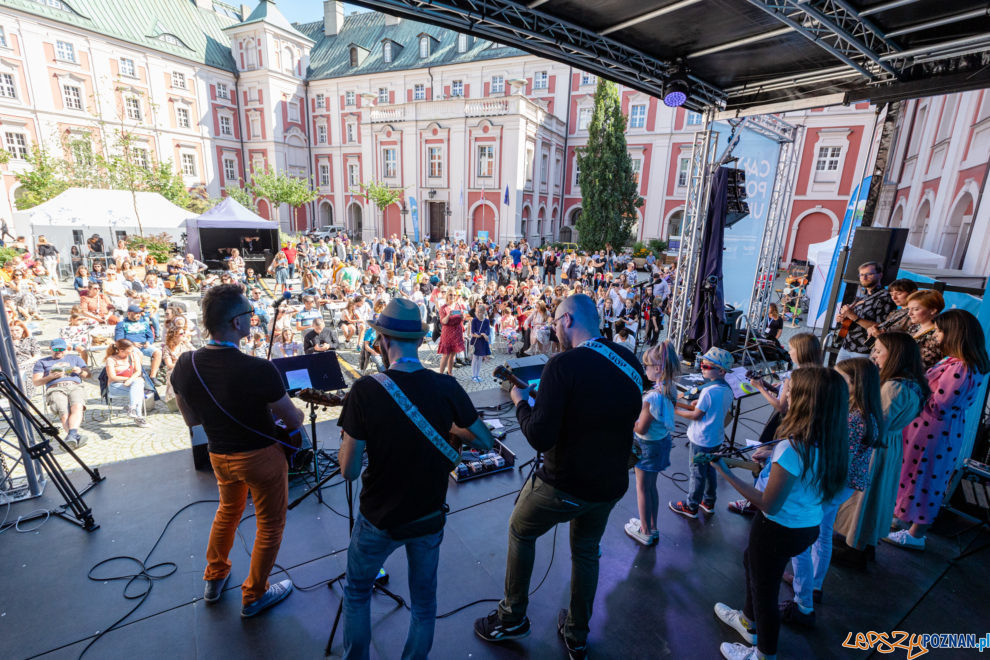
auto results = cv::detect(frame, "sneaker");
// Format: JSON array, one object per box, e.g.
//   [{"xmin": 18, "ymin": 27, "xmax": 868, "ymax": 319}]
[
  {"xmin": 474, "ymin": 610, "xmax": 531, "ymax": 643},
  {"xmin": 714, "ymin": 602, "xmax": 757, "ymax": 645},
  {"xmin": 728, "ymin": 499, "xmax": 757, "ymax": 516},
  {"xmin": 699, "ymin": 500, "xmax": 716, "ymax": 514},
  {"xmin": 720, "ymin": 642, "xmax": 761, "ymax": 660},
  {"xmin": 624, "ymin": 520, "xmax": 655, "ymax": 546},
  {"xmin": 882, "ymin": 529, "xmax": 925, "ymax": 551},
  {"xmin": 65, "ymin": 430, "xmax": 87, "ymax": 450},
  {"xmin": 134, "ymin": 416, "xmax": 149, "ymax": 427},
  {"xmin": 241, "ymin": 579, "xmax": 293, "ymax": 618},
  {"xmin": 779, "ymin": 599, "xmax": 816, "ymax": 628},
  {"xmin": 669, "ymin": 501, "xmax": 699, "ymax": 519},
  {"xmin": 203, "ymin": 574, "xmax": 229, "ymax": 603},
  {"xmin": 557, "ymin": 609, "xmax": 587, "ymax": 659}
]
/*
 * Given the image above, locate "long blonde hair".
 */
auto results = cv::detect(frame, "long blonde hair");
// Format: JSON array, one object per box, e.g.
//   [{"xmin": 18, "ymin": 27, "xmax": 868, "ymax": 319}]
[{"xmin": 642, "ymin": 340, "xmax": 680, "ymax": 403}]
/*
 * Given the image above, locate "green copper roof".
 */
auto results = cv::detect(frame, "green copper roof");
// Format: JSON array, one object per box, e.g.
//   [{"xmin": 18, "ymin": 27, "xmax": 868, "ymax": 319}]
[
  {"xmin": 297, "ymin": 11, "xmax": 527, "ymax": 81},
  {"xmin": 226, "ymin": 0, "xmax": 311, "ymax": 43},
  {"xmin": 0, "ymin": 0, "xmax": 238, "ymax": 71}
]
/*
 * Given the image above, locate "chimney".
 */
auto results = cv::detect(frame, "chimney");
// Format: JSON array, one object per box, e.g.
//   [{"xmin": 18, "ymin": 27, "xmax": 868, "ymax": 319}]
[
  {"xmin": 195, "ymin": 0, "xmax": 211, "ymax": 10},
  {"xmin": 240, "ymin": 4, "xmax": 250, "ymax": 20},
  {"xmin": 385, "ymin": 14, "xmax": 401, "ymax": 26},
  {"xmin": 324, "ymin": 0, "xmax": 346, "ymax": 37}
]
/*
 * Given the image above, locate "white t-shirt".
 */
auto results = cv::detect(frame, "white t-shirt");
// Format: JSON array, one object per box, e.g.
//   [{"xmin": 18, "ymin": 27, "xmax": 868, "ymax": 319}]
[
  {"xmin": 636, "ymin": 389, "xmax": 674, "ymax": 442},
  {"xmin": 686, "ymin": 381, "xmax": 733, "ymax": 448},
  {"xmin": 765, "ymin": 439, "xmax": 824, "ymax": 529}
]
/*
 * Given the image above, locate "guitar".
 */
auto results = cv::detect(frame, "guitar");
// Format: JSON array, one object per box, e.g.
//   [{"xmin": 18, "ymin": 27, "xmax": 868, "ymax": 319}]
[
  {"xmin": 277, "ymin": 388, "xmax": 346, "ymax": 465},
  {"xmin": 834, "ymin": 288, "xmax": 888, "ymax": 344},
  {"xmin": 492, "ymin": 364, "xmax": 530, "ymax": 390},
  {"xmin": 692, "ymin": 452, "xmax": 762, "ymax": 476},
  {"xmin": 296, "ymin": 387, "xmax": 346, "ymax": 409}
]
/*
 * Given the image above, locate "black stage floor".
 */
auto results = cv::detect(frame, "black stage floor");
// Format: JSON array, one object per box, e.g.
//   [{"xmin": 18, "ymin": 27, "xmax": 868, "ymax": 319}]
[{"xmin": 3, "ymin": 388, "xmax": 989, "ymax": 659}]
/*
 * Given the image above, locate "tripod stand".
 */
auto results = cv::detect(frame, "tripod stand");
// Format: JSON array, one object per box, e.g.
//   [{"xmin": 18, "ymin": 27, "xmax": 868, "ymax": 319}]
[{"xmin": 0, "ymin": 372, "xmax": 104, "ymax": 531}]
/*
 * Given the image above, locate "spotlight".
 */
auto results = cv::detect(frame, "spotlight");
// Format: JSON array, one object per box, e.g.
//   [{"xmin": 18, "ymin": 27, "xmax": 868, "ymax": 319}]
[{"xmin": 664, "ymin": 68, "xmax": 690, "ymax": 107}]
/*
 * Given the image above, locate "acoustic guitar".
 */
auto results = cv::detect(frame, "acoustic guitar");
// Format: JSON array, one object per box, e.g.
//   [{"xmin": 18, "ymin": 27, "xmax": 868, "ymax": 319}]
[
  {"xmin": 492, "ymin": 364, "xmax": 529, "ymax": 390},
  {"xmin": 277, "ymin": 388, "xmax": 346, "ymax": 464}
]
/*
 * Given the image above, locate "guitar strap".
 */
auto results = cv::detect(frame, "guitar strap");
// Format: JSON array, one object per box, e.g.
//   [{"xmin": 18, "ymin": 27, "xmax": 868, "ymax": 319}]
[
  {"xmin": 371, "ymin": 373, "xmax": 460, "ymax": 465},
  {"xmin": 582, "ymin": 339, "xmax": 643, "ymax": 391}
]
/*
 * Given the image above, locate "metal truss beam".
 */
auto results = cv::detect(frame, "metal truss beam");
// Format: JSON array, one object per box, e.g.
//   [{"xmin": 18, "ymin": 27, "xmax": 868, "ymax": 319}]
[{"xmin": 345, "ymin": 0, "xmax": 725, "ymax": 111}]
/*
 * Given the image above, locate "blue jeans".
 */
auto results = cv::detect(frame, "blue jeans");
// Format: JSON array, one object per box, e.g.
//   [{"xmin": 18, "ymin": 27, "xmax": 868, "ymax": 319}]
[
  {"xmin": 342, "ymin": 512, "xmax": 443, "ymax": 660},
  {"xmin": 109, "ymin": 379, "xmax": 144, "ymax": 411},
  {"xmin": 687, "ymin": 443, "xmax": 718, "ymax": 509},
  {"xmin": 790, "ymin": 487, "xmax": 854, "ymax": 609}
]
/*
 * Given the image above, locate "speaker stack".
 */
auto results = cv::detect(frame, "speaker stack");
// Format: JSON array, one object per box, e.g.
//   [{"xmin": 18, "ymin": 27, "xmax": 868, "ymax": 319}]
[
  {"xmin": 725, "ymin": 168, "xmax": 749, "ymax": 228},
  {"xmin": 841, "ymin": 227, "xmax": 908, "ymax": 287}
]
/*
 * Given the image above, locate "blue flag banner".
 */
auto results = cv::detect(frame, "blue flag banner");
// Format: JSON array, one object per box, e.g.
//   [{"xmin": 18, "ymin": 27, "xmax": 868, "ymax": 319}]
[
  {"xmin": 409, "ymin": 196, "xmax": 420, "ymax": 243},
  {"xmin": 504, "ymin": 185, "xmax": 509, "ymax": 205},
  {"xmin": 814, "ymin": 176, "xmax": 871, "ymax": 320}
]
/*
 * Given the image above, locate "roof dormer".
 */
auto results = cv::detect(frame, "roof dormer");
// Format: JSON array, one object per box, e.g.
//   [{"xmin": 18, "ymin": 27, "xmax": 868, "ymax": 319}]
[{"xmin": 348, "ymin": 43, "xmax": 369, "ymax": 68}]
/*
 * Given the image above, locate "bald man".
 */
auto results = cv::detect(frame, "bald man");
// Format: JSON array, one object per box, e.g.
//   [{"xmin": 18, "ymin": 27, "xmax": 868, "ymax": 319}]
[{"xmin": 475, "ymin": 294, "xmax": 648, "ymax": 658}]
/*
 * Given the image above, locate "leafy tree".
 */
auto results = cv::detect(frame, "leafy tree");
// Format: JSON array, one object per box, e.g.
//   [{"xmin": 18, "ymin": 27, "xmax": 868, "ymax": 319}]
[
  {"xmin": 222, "ymin": 181, "xmax": 255, "ymax": 210},
  {"xmin": 249, "ymin": 167, "xmax": 318, "ymax": 228},
  {"xmin": 575, "ymin": 79, "xmax": 643, "ymax": 251},
  {"xmin": 142, "ymin": 160, "xmax": 192, "ymax": 209},
  {"xmin": 14, "ymin": 146, "xmax": 70, "ymax": 210},
  {"xmin": 354, "ymin": 181, "xmax": 403, "ymax": 236}
]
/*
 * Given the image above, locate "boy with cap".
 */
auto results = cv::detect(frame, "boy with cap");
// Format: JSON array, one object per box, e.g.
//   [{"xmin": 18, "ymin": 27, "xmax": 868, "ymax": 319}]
[
  {"xmin": 32, "ymin": 339, "xmax": 90, "ymax": 448},
  {"xmin": 115, "ymin": 304, "xmax": 162, "ymax": 383},
  {"xmin": 669, "ymin": 347, "xmax": 735, "ymax": 519}
]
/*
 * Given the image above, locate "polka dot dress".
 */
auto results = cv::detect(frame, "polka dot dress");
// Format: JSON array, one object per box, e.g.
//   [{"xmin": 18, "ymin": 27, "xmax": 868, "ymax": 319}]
[{"xmin": 896, "ymin": 357, "xmax": 985, "ymax": 525}]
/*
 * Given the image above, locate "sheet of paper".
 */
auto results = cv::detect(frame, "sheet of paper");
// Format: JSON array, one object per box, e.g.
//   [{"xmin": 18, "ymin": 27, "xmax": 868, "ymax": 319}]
[
  {"xmin": 485, "ymin": 419, "xmax": 504, "ymax": 429},
  {"xmin": 285, "ymin": 369, "xmax": 312, "ymax": 391},
  {"xmin": 745, "ymin": 439, "xmax": 762, "ymax": 447}
]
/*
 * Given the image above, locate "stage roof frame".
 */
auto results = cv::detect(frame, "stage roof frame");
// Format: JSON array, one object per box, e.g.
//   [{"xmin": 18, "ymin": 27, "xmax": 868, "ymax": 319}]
[{"xmin": 344, "ymin": 0, "xmax": 990, "ymax": 113}]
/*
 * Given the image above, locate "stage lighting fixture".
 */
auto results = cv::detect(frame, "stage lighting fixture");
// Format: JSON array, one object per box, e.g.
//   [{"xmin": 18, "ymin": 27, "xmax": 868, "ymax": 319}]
[{"xmin": 663, "ymin": 69, "xmax": 689, "ymax": 107}]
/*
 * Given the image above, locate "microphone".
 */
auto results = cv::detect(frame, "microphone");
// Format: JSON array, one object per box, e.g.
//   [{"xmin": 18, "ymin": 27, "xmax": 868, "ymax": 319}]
[{"xmin": 273, "ymin": 290, "xmax": 293, "ymax": 308}]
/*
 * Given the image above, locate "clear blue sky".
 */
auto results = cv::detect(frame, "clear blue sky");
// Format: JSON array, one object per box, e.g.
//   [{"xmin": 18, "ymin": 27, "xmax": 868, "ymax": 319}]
[{"xmin": 269, "ymin": 1, "xmax": 369, "ymax": 26}]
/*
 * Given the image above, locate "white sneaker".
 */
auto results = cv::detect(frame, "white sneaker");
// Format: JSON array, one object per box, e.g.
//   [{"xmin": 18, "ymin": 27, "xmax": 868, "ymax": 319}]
[
  {"xmin": 714, "ymin": 603, "xmax": 757, "ymax": 644},
  {"xmin": 720, "ymin": 642, "xmax": 761, "ymax": 660},
  {"xmin": 624, "ymin": 520, "xmax": 655, "ymax": 546},
  {"xmin": 882, "ymin": 529, "xmax": 926, "ymax": 551}
]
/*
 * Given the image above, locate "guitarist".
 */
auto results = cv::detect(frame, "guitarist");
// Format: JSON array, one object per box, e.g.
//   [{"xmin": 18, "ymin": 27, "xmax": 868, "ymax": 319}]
[
  {"xmin": 834, "ymin": 261, "xmax": 895, "ymax": 363},
  {"xmin": 171, "ymin": 284, "xmax": 304, "ymax": 617}
]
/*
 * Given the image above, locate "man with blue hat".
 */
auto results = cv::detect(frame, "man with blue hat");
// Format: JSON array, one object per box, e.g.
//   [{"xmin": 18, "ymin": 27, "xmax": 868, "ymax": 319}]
[
  {"xmin": 115, "ymin": 304, "xmax": 162, "ymax": 385},
  {"xmin": 32, "ymin": 339, "xmax": 90, "ymax": 449}
]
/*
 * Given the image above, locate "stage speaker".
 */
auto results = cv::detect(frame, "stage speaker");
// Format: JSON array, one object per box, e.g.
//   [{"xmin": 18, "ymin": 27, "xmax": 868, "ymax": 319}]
[
  {"xmin": 725, "ymin": 168, "xmax": 749, "ymax": 228},
  {"xmin": 500, "ymin": 354, "xmax": 549, "ymax": 392},
  {"xmin": 190, "ymin": 425, "xmax": 211, "ymax": 471},
  {"xmin": 841, "ymin": 227, "xmax": 908, "ymax": 286}
]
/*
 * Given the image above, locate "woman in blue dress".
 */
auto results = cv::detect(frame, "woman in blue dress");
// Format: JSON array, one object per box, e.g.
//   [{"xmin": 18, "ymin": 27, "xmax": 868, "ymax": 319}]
[{"xmin": 469, "ymin": 302, "xmax": 491, "ymax": 383}]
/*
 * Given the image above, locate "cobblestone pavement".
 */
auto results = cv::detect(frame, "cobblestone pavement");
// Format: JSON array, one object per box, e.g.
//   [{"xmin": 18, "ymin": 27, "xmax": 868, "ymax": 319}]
[{"xmin": 10, "ymin": 274, "xmax": 809, "ymax": 472}]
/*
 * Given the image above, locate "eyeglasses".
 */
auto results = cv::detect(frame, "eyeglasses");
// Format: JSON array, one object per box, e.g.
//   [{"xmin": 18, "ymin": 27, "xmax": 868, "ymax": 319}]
[{"xmin": 227, "ymin": 309, "xmax": 253, "ymax": 323}]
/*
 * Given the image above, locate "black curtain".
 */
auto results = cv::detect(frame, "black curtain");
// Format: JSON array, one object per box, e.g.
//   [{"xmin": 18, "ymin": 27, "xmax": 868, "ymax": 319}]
[{"xmin": 688, "ymin": 166, "xmax": 729, "ymax": 354}]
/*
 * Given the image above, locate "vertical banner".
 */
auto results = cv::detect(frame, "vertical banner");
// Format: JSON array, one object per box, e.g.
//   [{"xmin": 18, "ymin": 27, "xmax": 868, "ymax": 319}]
[
  {"xmin": 409, "ymin": 196, "xmax": 420, "ymax": 243},
  {"xmin": 813, "ymin": 176, "xmax": 871, "ymax": 320},
  {"xmin": 713, "ymin": 123, "xmax": 781, "ymax": 314}
]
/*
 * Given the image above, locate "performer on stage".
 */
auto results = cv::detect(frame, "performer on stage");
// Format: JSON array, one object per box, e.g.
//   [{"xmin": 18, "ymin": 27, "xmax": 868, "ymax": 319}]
[
  {"xmin": 171, "ymin": 284, "xmax": 304, "ymax": 618},
  {"xmin": 834, "ymin": 261, "xmax": 895, "ymax": 362},
  {"xmin": 337, "ymin": 298, "xmax": 493, "ymax": 659},
  {"xmin": 474, "ymin": 293, "xmax": 646, "ymax": 659}
]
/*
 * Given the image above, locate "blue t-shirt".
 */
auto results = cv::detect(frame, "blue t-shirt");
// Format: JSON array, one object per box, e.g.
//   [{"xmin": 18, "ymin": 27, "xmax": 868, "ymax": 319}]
[
  {"xmin": 510, "ymin": 248, "xmax": 522, "ymax": 266},
  {"xmin": 296, "ymin": 308, "xmax": 322, "ymax": 328},
  {"xmin": 362, "ymin": 326, "xmax": 377, "ymax": 346},
  {"xmin": 686, "ymin": 381, "xmax": 733, "ymax": 448},
  {"xmin": 766, "ymin": 439, "xmax": 824, "ymax": 529},
  {"xmin": 115, "ymin": 317, "xmax": 154, "ymax": 344},
  {"xmin": 34, "ymin": 354, "xmax": 87, "ymax": 387}
]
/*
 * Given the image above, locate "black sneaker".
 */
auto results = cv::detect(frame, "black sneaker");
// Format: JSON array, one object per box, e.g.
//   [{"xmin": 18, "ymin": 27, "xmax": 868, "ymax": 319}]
[
  {"xmin": 474, "ymin": 610, "xmax": 531, "ymax": 643},
  {"xmin": 203, "ymin": 574, "xmax": 229, "ymax": 603},
  {"xmin": 779, "ymin": 599, "xmax": 816, "ymax": 628},
  {"xmin": 557, "ymin": 609, "xmax": 588, "ymax": 659}
]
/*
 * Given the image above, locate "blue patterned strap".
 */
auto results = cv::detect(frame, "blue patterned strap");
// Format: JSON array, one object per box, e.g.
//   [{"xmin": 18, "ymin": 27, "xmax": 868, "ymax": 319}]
[
  {"xmin": 371, "ymin": 373, "xmax": 460, "ymax": 465},
  {"xmin": 582, "ymin": 340, "xmax": 643, "ymax": 392}
]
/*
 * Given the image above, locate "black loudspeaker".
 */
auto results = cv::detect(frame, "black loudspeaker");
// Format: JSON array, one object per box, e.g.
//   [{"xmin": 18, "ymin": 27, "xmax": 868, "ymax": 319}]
[
  {"xmin": 725, "ymin": 168, "xmax": 749, "ymax": 228},
  {"xmin": 841, "ymin": 227, "xmax": 908, "ymax": 286}
]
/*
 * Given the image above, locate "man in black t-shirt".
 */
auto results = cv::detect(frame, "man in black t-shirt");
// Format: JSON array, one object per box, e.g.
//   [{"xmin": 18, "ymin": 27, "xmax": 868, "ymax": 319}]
[
  {"xmin": 171, "ymin": 284, "xmax": 303, "ymax": 618},
  {"xmin": 337, "ymin": 298, "xmax": 493, "ymax": 658},
  {"xmin": 303, "ymin": 317, "xmax": 338, "ymax": 354},
  {"xmin": 475, "ymin": 294, "xmax": 646, "ymax": 658}
]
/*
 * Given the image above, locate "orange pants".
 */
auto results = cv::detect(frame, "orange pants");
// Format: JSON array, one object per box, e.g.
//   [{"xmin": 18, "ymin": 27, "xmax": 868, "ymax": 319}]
[{"xmin": 204, "ymin": 443, "xmax": 288, "ymax": 605}]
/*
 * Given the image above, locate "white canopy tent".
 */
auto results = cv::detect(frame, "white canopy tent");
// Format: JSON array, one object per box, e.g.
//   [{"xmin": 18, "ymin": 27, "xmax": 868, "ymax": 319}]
[
  {"xmin": 804, "ymin": 235, "xmax": 947, "ymax": 328},
  {"xmin": 12, "ymin": 188, "xmax": 189, "ymax": 260}
]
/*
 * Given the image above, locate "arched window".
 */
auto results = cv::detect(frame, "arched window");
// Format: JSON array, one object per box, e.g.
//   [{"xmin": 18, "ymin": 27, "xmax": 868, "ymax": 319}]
[
  {"xmin": 419, "ymin": 36, "xmax": 430, "ymax": 58},
  {"xmin": 349, "ymin": 47, "xmax": 359, "ymax": 68},
  {"xmin": 383, "ymin": 41, "xmax": 393, "ymax": 63},
  {"xmin": 666, "ymin": 210, "xmax": 683, "ymax": 239}
]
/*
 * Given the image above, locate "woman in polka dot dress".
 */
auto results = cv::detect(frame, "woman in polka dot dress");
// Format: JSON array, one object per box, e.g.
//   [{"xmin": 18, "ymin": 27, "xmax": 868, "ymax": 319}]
[{"xmin": 886, "ymin": 310, "xmax": 989, "ymax": 551}]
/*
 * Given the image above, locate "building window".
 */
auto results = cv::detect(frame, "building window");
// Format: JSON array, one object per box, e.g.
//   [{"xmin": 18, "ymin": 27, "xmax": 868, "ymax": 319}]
[
  {"xmin": 686, "ymin": 111, "xmax": 702, "ymax": 125},
  {"xmin": 223, "ymin": 157, "xmax": 237, "ymax": 181},
  {"xmin": 70, "ymin": 139, "xmax": 92, "ymax": 166},
  {"xmin": 317, "ymin": 123, "xmax": 327, "ymax": 144},
  {"xmin": 4, "ymin": 131, "xmax": 27, "ymax": 159},
  {"xmin": 629, "ymin": 104, "xmax": 646, "ymax": 128},
  {"xmin": 477, "ymin": 144, "xmax": 494, "ymax": 177},
  {"xmin": 216, "ymin": 82, "xmax": 229, "ymax": 99},
  {"xmin": 181, "ymin": 153, "xmax": 197, "ymax": 177},
  {"xmin": 62, "ymin": 84, "xmax": 82, "ymax": 110},
  {"xmin": 524, "ymin": 148, "xmax": 534, "ymax": 185},
  {"xmin": 413, "ymin": 83, "xmax": 425, "ymax": 101},
  {"xmin": 125, "ymin": 96, "xmax": 141, "ymax": 120},
  {"xmin": 219, "ymin": 114, "xmax": 233, "ymax": 136},
  {"xmin": 315, "ymin": 93, "xmax": 325, "ymax": 109},
  {"xmin": 419, "ymin": 36, "xmax": 430, "ymax": 58},
  {"xmin": 347, "ymin": 162, "xmax": 359, "ymax": 187},
  {"xmin": 383, "ymin": 41, "xmax": 393, "ymax": 63},
  {"xmin": 457, "ymin": 33, "xmax": 468, "ymax": 53},
  {"xmin": 540, "ymin": 152, "xmax": 549, "ymax": 184},
  {"xmin": 382, "ymin": 147, "xmax": 397, "ymax": 178},
  {"xmin": 349, "ymin": 47, "xmax": 359, "ymax": 68},
  {"xmin": 55, "ymin": 40, "xmax": 75, "ymax": 62},
  {"xmin": 491, "ymin": 75, "xmax": 504, "ymax": 94},
  {"xmin": 0, "ymin": 27, "xmax": 7, "ymax": 49},
  {"xmin": 345, "ymin": 122, "xmax": 356, "ymax": 143},
  {"xmin": 0, "ymin": 72, "xmax": 16, "ymax": 99},
  {"xmin": 573, "ymin": 158, "xmax": 581, "ymax": 188},
  {"xmin": 451, "ymin": 80, "xmax": 463, "ymax": 97},
  {"xmin": 176, "ymin": 106, "xmax": 190, "ymax": 128},
  {"xmin": 533, "ymin": 71, "xmax": 548, "ymax": 89},
  {"xmin": 578, "ymin": 107, "xmax": 592, "ymax": 131},
  {"xmin": 249, "ymin": 114, "xmax": 261, "ymax": 138},
  {"xmin": 171, "ymin": 71, "xmax": 185, "ymax": 89},
  {"xmin": 288, "ymin": 99, "xmax": 299, "ymax": 122},
  {"xmin": 428, "ymin": 146, "xmax": 442, "ymax": 178},
  {"xmin": 378, "ymin": 87, "xmax": 389, "ymax": 104},
  {"xmin": 119, "ymin": 57, "xmax": 135, "ymax": 77},
  {"xmin": 283, "ymin": 47, "xmax": 294, "ymax": 74},
  {"xmin": 677, "ymin": 156, "xmax": 690, "ymax": 187},
  {"xmin": 131, "ymin": 146, "xmax": 149, "ymax": 169},
  {"xmin": 815, "ymin": 146, "xmax": 841, "ymax": 172},
  {"xmin": 631, "ymin": 157, "xmax": 642, "ymax": 185},
  {"xmin": 580, "ymin": 72, "xmax": 595, "ymax": 85},
  {"xmin": 345, "ymin": 90, "xmax": 355, "ymax": 106},
  {"xmin": 319, "ymin": 163, "xmax": 330, "ymax": 187},
  {"xmin": 72, "ymin": 229, "xmax": 83, "ymax": 245}
]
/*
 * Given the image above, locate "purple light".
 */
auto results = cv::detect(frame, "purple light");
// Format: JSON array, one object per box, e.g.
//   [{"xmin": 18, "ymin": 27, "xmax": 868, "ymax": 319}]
[{"xmin": 663, "ymin": 90, "xmax": 687, "ymax": 107}]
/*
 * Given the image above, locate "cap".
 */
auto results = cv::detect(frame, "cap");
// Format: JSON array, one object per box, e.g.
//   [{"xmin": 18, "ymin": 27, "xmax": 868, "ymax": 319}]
[
  {"xmin": 51, "ymin": 338, "xmax": 67, "ymax": 350},
  {"xmin": 701, "ymin": 347, "xmax": 734, "ymax": 372},
  {"xmin": 127, "ymin": 304, "xmax": 142, "ymax": 313}
]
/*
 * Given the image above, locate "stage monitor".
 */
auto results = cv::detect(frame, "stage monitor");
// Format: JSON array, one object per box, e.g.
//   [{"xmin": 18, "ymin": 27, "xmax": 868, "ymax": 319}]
[
  {"xmin": 500, "ymin": 354, "xmax": 549, "ymax": 392},
  {"xmin": 271, "ymin": 351, "xmax": 346, "ymax": 395}
]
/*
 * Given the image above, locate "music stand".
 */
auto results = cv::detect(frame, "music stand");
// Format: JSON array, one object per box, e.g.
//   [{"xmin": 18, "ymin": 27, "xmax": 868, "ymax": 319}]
[{"xmin": 271, "ymin": 352, "xmax": 346, "ymax": 502}]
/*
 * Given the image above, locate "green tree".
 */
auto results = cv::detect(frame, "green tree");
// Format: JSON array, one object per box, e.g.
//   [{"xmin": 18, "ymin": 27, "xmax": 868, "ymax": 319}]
[
  {"xmin": 14, "ymin": 146, "xmax": 70, "ymax": 210},
  {"xmin": 222, "ymin": 181, "xmax": 255, "ymax": 210},
  {"xmin": 575, "ymin": 79, "xmax": 643, "ymax": 251},
  {"xmin": 249, "ymin": 167, "xmax": 318, "ymax": 229},
  {"xmin": 354, "ymin": 181, "xmax": 402, "ymax": 236},
  {"xmin": 143, "ymin": 160, "xmax": 192, "ymax": 209}
]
